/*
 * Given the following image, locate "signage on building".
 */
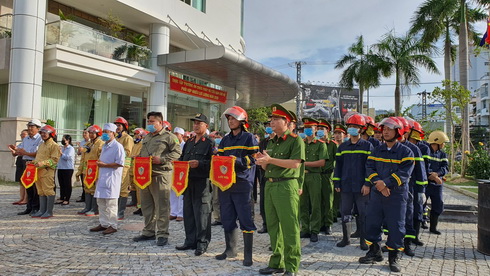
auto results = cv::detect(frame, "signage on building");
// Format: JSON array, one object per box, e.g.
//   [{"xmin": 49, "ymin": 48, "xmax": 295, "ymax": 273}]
[
  {"xmin": 302, "ymin": 84, "xmax": 359, "ymax": 122},
  {"xmin": 169, "ymin": 75, "xmax": 227, "ymax": 104}
]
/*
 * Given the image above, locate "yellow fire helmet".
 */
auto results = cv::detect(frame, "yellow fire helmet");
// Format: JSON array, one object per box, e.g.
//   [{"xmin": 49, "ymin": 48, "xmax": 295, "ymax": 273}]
[{"xmin": 427, "ymin": 130, "xmax": 449, "ymax": 144}]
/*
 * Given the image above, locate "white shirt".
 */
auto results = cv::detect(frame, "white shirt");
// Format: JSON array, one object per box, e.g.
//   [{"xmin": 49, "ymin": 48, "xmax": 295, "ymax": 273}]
[{"xmin": 94, "ymin": 139, "xmax": 125, "ymax": 199}]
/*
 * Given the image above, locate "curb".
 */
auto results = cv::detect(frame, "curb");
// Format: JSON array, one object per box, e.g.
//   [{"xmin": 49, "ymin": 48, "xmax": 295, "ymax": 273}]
[{"xmin": 445, "ymin": 184, "xmax": 478, "ymax": 200}]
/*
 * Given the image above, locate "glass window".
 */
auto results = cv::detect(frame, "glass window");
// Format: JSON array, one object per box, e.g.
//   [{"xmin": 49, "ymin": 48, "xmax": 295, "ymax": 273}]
[{"xmin": 181, "ymin": 0, "xmax": 206, "ymax": 12}]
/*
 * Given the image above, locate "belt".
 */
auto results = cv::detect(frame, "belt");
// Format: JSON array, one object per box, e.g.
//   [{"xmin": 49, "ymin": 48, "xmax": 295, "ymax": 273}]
[
  {"xmin": 268, "ymin": 177, "xmax": 295, "ymax": 183},
  {"xmin": 305, "ymin": 170, "xmax": 320, "ymax": 174}
]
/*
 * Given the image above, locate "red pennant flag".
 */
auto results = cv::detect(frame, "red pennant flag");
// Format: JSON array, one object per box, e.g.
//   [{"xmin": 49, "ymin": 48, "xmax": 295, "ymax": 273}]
[
  {"xmin": 20, "ymin": 163, "xmax": 38, "ymax": 189},
  {"xmin": 133, "ymin": 157, "xmax": 152, "ymax": 189},
  {"xmin": 210, "ymin": 155, "xmax": 237, "ymax": 192},
  {"xmin": 172, "ymin": 161, "xmax": 190, "ymax": 196},
  {"xmin": 84, "ymin": 160, "xmax": 99, "ymax": 189}
]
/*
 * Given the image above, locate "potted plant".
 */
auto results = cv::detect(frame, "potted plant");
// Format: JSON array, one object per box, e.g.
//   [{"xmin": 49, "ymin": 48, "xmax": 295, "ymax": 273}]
[{"xmin": 112, "ymin": 34, "xmax": 151, "ymax": 66}]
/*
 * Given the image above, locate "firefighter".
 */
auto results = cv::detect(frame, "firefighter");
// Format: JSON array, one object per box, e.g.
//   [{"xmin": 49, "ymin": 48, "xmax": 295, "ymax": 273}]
[
  {"xmin": 114, "ymin": 116, "xmax": 134, "ymax": 220},
  {"xmin": 361, "ymin": 115, "xmax": 382, "ymax": 148},
  {"xmin": 360, "ymin": 117, "xmax": 414, "ymax": 272}
]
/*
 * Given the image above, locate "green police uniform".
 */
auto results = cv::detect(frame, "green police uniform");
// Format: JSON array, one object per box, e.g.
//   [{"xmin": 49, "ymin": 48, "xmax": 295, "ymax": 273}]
[
  {"xmin": 301, "ymin": 137, "xmax": 328, "ymax": 235},
  {"xmin": 322, "ymin": 140, "xmax": 338, "ymax": 228},
  {"xmin": 265, "ymin": 129, "xmax": 305, "ymax": 273}
]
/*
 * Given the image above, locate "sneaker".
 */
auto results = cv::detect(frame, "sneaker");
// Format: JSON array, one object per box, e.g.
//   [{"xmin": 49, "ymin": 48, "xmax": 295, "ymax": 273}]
[{"xmin": 156, "ymin": 237, "xmax": 168, "ymax": 246}]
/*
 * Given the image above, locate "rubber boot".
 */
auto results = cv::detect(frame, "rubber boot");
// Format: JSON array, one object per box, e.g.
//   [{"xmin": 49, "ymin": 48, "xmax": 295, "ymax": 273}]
[
  {"xmin": 336, "ymin": 222, "xmax": 351, "ymax": 247},
  {"xmin": 215, "ymin": 229, "xmax": 238, "ymax": 260},
  {"xmin": 243, "ymin": 232, "xmax": 253, "ymax": 266},
  {"xmin": 118, "ymin": 197, "xmax": 128, "ymax": 220},
  {"xmin": 388, "ymin": 250, "xmax": 401, "ymax": 272},
  {"xmin": 359, "ymin": 242, "xmax": 383, "ymax": 264},
  {"xmin": 78, "ymin": 193, "xmax": 92, "ymax": 215},
  {"xmin": 429, "ymin": 212, "xmax": 441, "ymax": 235},
  {"xmin": 85, "ymin": 195, "xmax": 98, "ymax": 216},
  {"xmin": 32, "ymin": 196, "xmax": 47, "ymax": 218},
  {"xmin": 350, "ymin": 216, "xmax": 360, "ymax": 238},
  {"xmin": 41, "ymin": 195, "xmax": 55, "ymax": 219},
  {"xmin": 127, "ymin": 191, "xmax": 137, "ymax": 207},
  {"xmin": 404, "ymin": 238, "xmax": 415, "ymax": 256},
  {"xmin": 412, "ymin": 220, "xmax": 424, "ymax": 246}
]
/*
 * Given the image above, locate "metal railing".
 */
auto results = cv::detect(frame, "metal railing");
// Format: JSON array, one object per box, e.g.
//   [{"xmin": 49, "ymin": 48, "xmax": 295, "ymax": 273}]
[{"xmin": 45, "ymin": 20, "xmax": 151, "ymax": 68}]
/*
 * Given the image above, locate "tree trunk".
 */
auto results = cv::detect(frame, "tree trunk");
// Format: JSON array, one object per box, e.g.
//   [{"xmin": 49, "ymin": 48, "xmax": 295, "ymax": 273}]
[
  {"xmin": 459, "ymin": 0, "xmax": 470, "ymax": 176},
  {"xmin": 444, "ymin": 28, "xmax": 454, "ymax": 176},
  {"xmin": 395, "ymin": 68, "xmax": 401, "ymax": 116},
  {"xmin": 359, "ymin": 84, "xmax": 364, "ymax": 114}
]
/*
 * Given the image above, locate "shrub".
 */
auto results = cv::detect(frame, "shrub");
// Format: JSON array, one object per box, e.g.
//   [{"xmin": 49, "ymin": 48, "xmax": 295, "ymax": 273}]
[{"xmin": 466, "ymin": 142, "xmax": 490, "ymax": 179}]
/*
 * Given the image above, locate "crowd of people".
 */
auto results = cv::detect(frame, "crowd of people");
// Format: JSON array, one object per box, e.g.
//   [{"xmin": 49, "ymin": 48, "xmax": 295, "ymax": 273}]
[{"xmin": 7, "ymin": 104, "xmax": 449, "ymax": 275}]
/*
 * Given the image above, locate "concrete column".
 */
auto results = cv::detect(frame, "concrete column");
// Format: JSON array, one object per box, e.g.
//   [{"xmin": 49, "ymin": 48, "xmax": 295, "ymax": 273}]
[
  {"xmin": 7, "ymin": 0, "xmax": 47, "ymax": 119},
  {"xmin": 221, "ymin": 88, "xmax": 237, "ymax": 132},
  {"xmin": 148, "ymin": 24, "xmax": 170, "ymax": 118}
]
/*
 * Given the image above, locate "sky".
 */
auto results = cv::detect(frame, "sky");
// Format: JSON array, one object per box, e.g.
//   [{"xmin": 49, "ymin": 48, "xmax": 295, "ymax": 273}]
[{"xmin": 242, "ymin": 0, "xmax": 487, "ymax": 111}]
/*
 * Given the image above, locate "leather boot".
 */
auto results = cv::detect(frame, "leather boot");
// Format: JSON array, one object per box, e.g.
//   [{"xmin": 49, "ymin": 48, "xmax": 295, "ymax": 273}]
[
  {"xmin": 118, "ymin": 197, "xmax": 128, "ymax": 220},
  {"xmin": 350, "ymin": 216, "xmax": 360, "ymax": 238},
  {"xmin": 85, "ymin": 195, "xmax": 98, "ymax": 216},
  {"xmin": 32, "ymin": 196, "xmax": 47, "ymax": 218},
  {"xmin": 360, "ymin": 237, "xmax": 368, "ymax": 251},
  {"xmin": 215, "ymin": 229, "xmax": 238, "ymax": 260},
  {"xmin": 429, "ymin": 211, "xmax": 441, "ymax": 235},
  {"xmin": 127, "ymin": 191, "xmax": 137, "ymax": 207},
  {"xmin": 388, "ymin": 250, "xmax": 401, "ymax": 272},
  {"xmin": 243, "ymin": 232, "xmax": 253, "ymax": 266},
  {"xmin": 412, "ymin": 220, "xmax": 424, "ymax": 246},
  {"xmin": 78, "ymin": 193, "xmax": 92, "ymax": 215},
  {"xmin": 336, "ymin": 222, "xmax": 351, "ymax": 247},
  {"xmin": 41, "ymin": 195, "xmax": 55, "ymax": 219},
  {"xmin": 359, "ymin": 242, "xmax": 383, "ymax": 264},
  {"xmin": 404, "ymin": 238, "xmax": 415, "ymax": 256}
]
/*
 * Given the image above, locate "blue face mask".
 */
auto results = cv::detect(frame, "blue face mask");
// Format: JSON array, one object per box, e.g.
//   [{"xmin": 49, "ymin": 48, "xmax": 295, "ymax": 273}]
[
  {"xmin": 347, "ymin": 127, "xmax": 359, "ymax": 137},
  {"xmin": 299, "ymin": 133, "xmax": 307, "ymax": 139},
  {"xmin": 101, "ymin": 133, "xmax": 110, "ymax": 141},
  {"xmin": 146, "ymin": 124, "xmax": 156, "ymax": 133},
  {"xmin": 344, "ymin": 137, "xmax": 350, "ymax": 142},
  {"xmin": 304, "ymin": 128, "xmax": 314, "ymax": 137},
  {"xmin": 215, "ymin": 138, "xmax": 222, "ymax": 145},
  {"xmin": 264, "ymin": 134, "xmax": 270, "ymax": 139},
  {"xmin": 134, "ymin": 138, "xmax": 141, "ymax": 143},
  {"xmin": 265, "ymin": 127, "xmax": 273, "ymax": 134},
  {"xmin": 316, "ymin": 130, "xmax": 325, "ymax": 138}
]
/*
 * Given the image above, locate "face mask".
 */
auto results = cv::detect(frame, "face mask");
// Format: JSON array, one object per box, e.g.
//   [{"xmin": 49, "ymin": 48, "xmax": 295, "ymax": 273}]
[
  {"xmin": 134, "ymin": 138, "xmax": 141, "ymax": 143},
  {"xmin": 265, "ymin": 127, "xmax": 273, "ymax": 134},
  {"xmin": 146, "ymin": 124, "xmax": 156, "ymax": 133},
  {"xmin": 101, "ymin": 133, "xmax": 110, "ymax": 141},
  {"xmin": 215, "ymin": 138, "xmax": 222, "ymax": 145},
  {"xmin": 264, "ymin": 134, "xmax": 270, "ymax": 139},
  {"xmin": 299, "ymin": 133, "xmax": 307, "ymax": 139},
  {"xmin": 366, "ymin": 126, "xmax": 374, "ymax": 136},
  {"xmin": 347, "ymin": 127, "xmax": 359, "ymax": 137},
  {"xmin": 304, "ymin": 128, "xmax": 314, "ymax": 137},
  {"xmin": 316, "ymin": 130, "xmax": 325, "ymax": 138},
  {"xmin": 343, "ymin": 137, "xmax": 350, "ymax": 142}
]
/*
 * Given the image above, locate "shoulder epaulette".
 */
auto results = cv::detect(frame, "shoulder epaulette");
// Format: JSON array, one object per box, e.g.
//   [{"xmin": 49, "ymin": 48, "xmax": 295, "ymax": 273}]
[
  {"xmin": 318, "ymin": 139, "xmax": 325, "ymax": 143},
  {"xmin": 289, "ymin": 133, "xmax": 298, "ymax": 138}
]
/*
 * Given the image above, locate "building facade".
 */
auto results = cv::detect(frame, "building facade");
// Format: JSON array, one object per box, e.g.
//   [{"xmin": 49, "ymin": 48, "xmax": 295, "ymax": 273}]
[{"xmin": 0, "ymin": 0, "xmax": 298, "ymax": 180}]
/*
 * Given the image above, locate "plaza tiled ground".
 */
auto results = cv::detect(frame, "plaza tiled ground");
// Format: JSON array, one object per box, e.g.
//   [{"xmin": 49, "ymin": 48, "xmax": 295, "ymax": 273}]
[{"xmin": 0, "ymin": 184, "xmax": 488, "ymax": 275}]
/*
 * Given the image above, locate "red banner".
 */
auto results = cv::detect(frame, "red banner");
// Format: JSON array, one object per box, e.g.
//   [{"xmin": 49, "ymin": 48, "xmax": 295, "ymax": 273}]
[
  {"xmin": 133, "ymin": 157, "xmax": 152, "ymax": 189},
  {"xmin": 172, "ymin": 161, "xmax": 190, "ymax": 196},
  {"xmin": 210, "ymin": 156, "xmax": 236, "ymax": 192},
  {"xmin": 84, "ymin": 160, "xmax": 99, "ymax": 189},
  {"xmin": 169, "ymin": 75, "xmax": 227, "ymax": 103},
  {"xmin": 20, "ymin": 163, "xmax": 38, "ymax": 189}
]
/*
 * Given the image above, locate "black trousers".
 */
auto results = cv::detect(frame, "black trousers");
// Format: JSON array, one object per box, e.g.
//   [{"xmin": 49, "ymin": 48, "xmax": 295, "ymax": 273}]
[
  {"xmin": 58, "ymin": 169, "xmax": 74, "ymax": 201},
  {"xmin": 259, "ymin": 172, "xmax": 267, "ymax": 229},
  {"xmin": 182, "ymin": 178, "xmax": 212, "ymax": 250},
  {"xmin": 26, "ymin": 185, "xmax": 39, "ymax": 212}
]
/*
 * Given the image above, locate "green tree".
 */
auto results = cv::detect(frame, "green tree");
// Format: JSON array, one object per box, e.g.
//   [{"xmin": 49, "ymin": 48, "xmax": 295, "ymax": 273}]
[
  {"xmin": 246, "ymin": 106, "xmax": 270, "ymax": 135},
  {"xmin": 373, "ymin": 31, "xmax": 440, "ymax": 116},
  {"xmin": 335, "ymin": 35, "xmax": 388, "ymax": 114},
  {"xmin": 409, "ymin": 0, "xmax": 486, "ymax": 140}
]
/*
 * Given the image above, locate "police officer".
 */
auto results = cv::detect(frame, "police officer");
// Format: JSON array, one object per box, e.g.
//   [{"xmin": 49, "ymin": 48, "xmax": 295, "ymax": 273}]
[
  {"xmin": 317, "ymin": 119, "xmax": 336, "ymax": 235},
  {"xmin": 334, "ymin": 114, "xmax": 373, "ymax": 250},
  {"xmin": 77, "ymin": 125, "xmax": 104, "ymax": 216},
  {"xmin": 299, "ymin": 118, "xmax": 327, "ymax": 242},
  {"xmin": 257, "ymin": 104, "xmax": 305, "ymax": 276},
  {"xmin": 425, "ymin": 131, "xmax": 449, "ymax": 235},
  {"xmin": 257, "ymin": 120, "xmax": 274, "ymax": 234},
  {"xmin": 360, "ymin": 117, "xmax": 415, "ymax": 273},
  {"xmin": 215, "ymin": 106, "xmax": 258, "ymax": 267},
  {"xmin": 132, "ymin": 111, "xmax": 182, "ymax": 246},
  {"xmin": 114, "ymin": 116, "xmax": 134, "ymax": 220},
  {"xmin": 175, "ymin": 114, "xmax": 214, "ymax": 256},
  {"xmin": 31, "ymin": 125, "xmax": 60, "ymax": 219}
]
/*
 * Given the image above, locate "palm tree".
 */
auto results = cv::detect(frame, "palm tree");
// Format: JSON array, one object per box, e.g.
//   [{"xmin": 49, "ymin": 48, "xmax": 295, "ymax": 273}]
[
  {"xmin": 335, "ymin": 35, "xmax": 387, "ymax": 114},
  {"xmin": 373, "ymin": 31, "xmax": 440, "ymax": 115},
  {"xmin": 410, "ymin": 0, "xmax": 486, "ymax": 175}
]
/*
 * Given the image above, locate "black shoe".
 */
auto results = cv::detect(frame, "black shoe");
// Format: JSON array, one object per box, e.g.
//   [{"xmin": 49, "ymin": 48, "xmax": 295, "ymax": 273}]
[
  {"xmin": 404, "ymin": 238, "xmax": 415, "ymax": 257},
  {"xmin": 133, "ymin": 234, "xmax": 155, "ymax": 242},
  {"xmin": 359, "ymin": 243, "xmax": 384, "ymax": 264},
  {"xmin": 324, "ymin": 226, "xmax": 332, "ymax": 235},
  {"xmin": 76, "ymin": 197, "xmax": 84, "ymax": 203},
  {"xmin": 421, "ymin": 221, "xmax": 429, "ymax": 229},
  {"xmin": 350, "ymin": 230, "xmax": 360, "ymax": 238},
  {"xmin": 412, "ymin": 238, "xmax": 424, "ymax": 246},
  {"xmin": 258, "ymin": 227, "xmax": 268, "ymax": 234},
  {"xmin": 156, "ymin": 237, "xmax": 168, "ymax": 246},
  {"xmin": 388, "ymin": 250, "xmax": 402, "ymax": 272},
  {"xmin": 300, "ymin": 232, "xmax": 311, "ymax": 239},
  {"xmin": 211, "ymin": 221, "xmax": 222, "ymax": 226},
  {"xmin": 194, "ymin": 248, "xmax": 206, "ymax": 256},
  {"xmin": 133, "ymin": 208, "xmax": 142, "ymax": 215},
  {"xmin": 17, "ymin": 209, "xmax": 31, "ymax": 215},
  {"xmin": 310, "ymin": 233, "xmax": 318, "ymax": 242},
  {"xmin": 320, "ymin": 225, "xmax": 326, "ymax": 232},
  {"xmin": 176, "ymin": 244, "xmax": 196, "ymax": 250},
  {"xmin": 259, "ymin": 267, "xmax": 285, "ymax": 275}
]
